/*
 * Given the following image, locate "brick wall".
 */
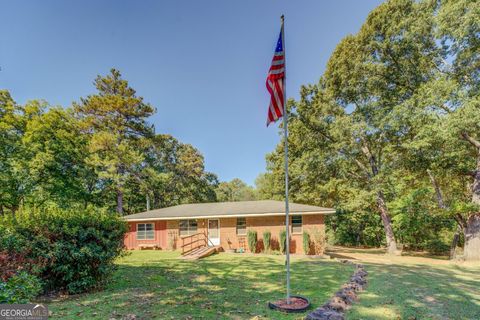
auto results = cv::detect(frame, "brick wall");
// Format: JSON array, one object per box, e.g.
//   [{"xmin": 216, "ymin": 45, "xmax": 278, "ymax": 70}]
[
  {"xmin": 124, "ymin": 214, "xmax": 325, "ymax": 254},
  {"xmin": 218, "ymin": 214, "xmax": 325, "ymax": 254},
  {"xmin": 124, "ymin": 221, "xmax": 167, "ymax": 249}
]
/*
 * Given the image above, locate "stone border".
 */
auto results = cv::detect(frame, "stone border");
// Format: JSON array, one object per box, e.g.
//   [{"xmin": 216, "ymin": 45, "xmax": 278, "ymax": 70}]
[{"xmin": 305, "ymin": 262, "xmax": 368, "ymax": 320}]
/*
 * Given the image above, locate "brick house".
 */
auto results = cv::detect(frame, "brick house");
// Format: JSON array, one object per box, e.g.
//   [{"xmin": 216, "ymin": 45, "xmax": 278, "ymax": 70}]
[{"xmin": 123, "ymin": 200, "xmax": 334, "ymax": 254}]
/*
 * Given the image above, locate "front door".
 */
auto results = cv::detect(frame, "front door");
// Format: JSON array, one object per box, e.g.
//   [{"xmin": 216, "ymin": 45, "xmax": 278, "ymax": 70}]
[{"xmin": 208, "ymin": 219, "xmax": 220, "ymax": 246}]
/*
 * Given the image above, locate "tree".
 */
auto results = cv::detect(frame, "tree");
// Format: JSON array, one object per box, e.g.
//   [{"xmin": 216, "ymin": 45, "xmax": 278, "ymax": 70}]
[
  {"xmin": 0, "ymin": 93, "xmax": 47, "ymax": 217},
  {"xmin": 254, "ymin": 173, "xmax": 280, "ymax": 200},
  {"xmin": 0, "ymin": 91, "xmax": 27, "ymax": 217},
  {"xmin": 215, "ymin": 178, "xmax": 256, "ymax": 202},
  {"xmin": 437, "ymin": 0, "xmax": 480, "ymax": 260},
  {"xmin": 74, "ymin": 69, "xmax": 155, "ymax": 214},
  {"xmin": 22, "ymin": 107, "xmax": 95, "ymax": 208},
  {"xmin": 123, "ymin": 134, "xmax": 218, "ymax": 213}
]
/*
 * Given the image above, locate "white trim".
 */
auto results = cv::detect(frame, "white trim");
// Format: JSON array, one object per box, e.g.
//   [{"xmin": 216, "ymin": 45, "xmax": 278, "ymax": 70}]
[
  {"xmin": 207, "ymin": 219, "xmax": 220, "ymax": 246},
  {"xmin": 125, "ymin": 210, "xmax": 335, "ymax": 222}
]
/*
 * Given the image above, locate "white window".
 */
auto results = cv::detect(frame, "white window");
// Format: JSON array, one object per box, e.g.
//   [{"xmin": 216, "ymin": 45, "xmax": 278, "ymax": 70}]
[
  {"xmin": 236, "ymin": 218, "xmax": 246, "ymax": 236},
  {"xmin": 291, "ymin": 216, "xmax": 302, "ymax": 234},
  {"xmin": 179, "ymin": 219, "xmax": 198, "ymax": 236},
  {"xmin": 137, "ymin": 223, "xmax": 154, "ymax": 240}
]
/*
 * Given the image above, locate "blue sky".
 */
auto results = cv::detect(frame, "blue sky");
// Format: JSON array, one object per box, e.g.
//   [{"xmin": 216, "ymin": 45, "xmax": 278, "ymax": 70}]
[{"xmin": 0, "ymin": 0, "xmax": 382, "ymax": 186}]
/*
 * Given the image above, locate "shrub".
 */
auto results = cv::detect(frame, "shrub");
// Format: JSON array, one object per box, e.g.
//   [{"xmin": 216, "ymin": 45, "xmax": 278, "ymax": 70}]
[
  {"xmin": 263, "ymin": 231, "xmax": 271, "ymax": 252},
  {"xmin": 303, "ymin": 231, "xmax": 311, "ymax": 255},
  {"xmin": 0, "ymin": 251, "xmax": 43, "ymax": 282},
  {"xmin": 0, "ymin": 206, "xmax": 128, "ymax": 294},
  {"xmin": 425, "ymin": 239, "xmax": 450, "ymax": 255},
  {"xmin": 0, "ymin": 271, "xmax": 42, "ymax": 304},
  {"xmin": 279, "ymin": 230, "xmax": 287, "ymax": 254},
  {"xmin": 247, "ymin": 230, "xmax": 257, "ymax": 253},
  {"xmin": 311, "ymin": 227, "xmax": 326, "ymax": 255}
]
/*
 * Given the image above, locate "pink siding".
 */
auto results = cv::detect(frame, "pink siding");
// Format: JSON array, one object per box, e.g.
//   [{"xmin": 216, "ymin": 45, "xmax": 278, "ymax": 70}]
[{"xmin": 124, "ymin": 221, "xmax": 167, "ymax": 249}]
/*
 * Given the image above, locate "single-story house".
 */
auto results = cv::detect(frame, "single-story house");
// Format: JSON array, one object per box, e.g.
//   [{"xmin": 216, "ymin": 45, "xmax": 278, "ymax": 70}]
[{"xmin": 123, "ymin": 200, "xmax": 335, "ymax": 254}]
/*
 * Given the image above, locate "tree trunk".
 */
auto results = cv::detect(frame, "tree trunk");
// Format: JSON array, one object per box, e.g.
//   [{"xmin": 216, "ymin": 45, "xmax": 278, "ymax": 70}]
[
  {"xmin": 464, "ymin": 213, "xmax": 480, "ymax": 261},
  {"xmin": 359, "ymin": 142, "xmax": 399, "ymax": 254},
  {"xmin": 449, "ymin": 225, "xmax": 462, "ymax": 260},
  {"xmin": 0, "ymin": 205, "xmax": 4, "ymax": 216},
  {"xmin": 11, "ymin": 205, "xmax": 18, "ymax": 220},
  {"xmin": 427, "ymin": 169, "xmax": 447, "ymax": 209},
  {"xmin": 377, "ymin": 191, "xmax": 398, "ymax": 254},
  {"xmin": 116, "ymin": 189, "xmax": 124, "ymax": 215},
  {"xmin": 464, "ymin": 150, "xmax": 480, "ymax": 261},
  {"xmin": 427, "ymin": 169, "xmax": 464, "ymax": 259}
]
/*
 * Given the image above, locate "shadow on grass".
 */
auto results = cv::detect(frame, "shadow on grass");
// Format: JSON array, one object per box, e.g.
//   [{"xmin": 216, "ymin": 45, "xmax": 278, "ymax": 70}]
[
  {"xmin": 347, "ymin": 261, "xmax": 480, "ymax": 320},
  {"xmin": 46, "ymin": 252, "xmax": 353, "ymax": 320}
]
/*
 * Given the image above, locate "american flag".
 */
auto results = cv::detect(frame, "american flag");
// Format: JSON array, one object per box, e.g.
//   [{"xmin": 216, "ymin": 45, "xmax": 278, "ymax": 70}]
[{"xmin": 266, "ymin": 29, "xmax": 285, "ymax": 126}]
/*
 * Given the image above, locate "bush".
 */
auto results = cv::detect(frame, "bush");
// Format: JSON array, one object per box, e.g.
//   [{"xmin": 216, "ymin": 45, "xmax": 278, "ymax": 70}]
[
  {"xmin": 279, "ymin": 230, "xmax": 287, "ymax": 254},
  {"xmin": 425, "ymin": 239, "xmax": 451, "ymax": 255},
  {"xmin": 0, "ymin": 251, "xmax": 43, "ymax": 282},
  {"xmin": 0, "ymin": 271, "xmax": 42, "ymax": 304},
  {"xmin": 311, "ymin": 227, "xmax": 326, "ymax": 255},
  {"xmin": 303, "ymin": 231, "xmax": 311, "ymax": 255},
  {"xmin": 247, "ymin": 230, "xmax": 257, "ymax": 253},
  {"xmin": 0, "ymin": 206, "xmax": 128, "ymax": 294},
  {"xmin": 263, "ymin": 231, "xmax": 271, "ymax": 252}
]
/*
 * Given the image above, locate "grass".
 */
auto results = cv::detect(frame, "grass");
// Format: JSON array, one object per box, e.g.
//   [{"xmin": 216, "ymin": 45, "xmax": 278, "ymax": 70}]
[
  {"xmin": 44, "ymin": 249, "xmax": 480, "ymax": 319},
  {"xmin": 45, "ymin": 251, "xmax": 352, "ymax": 319},
  {"xmin": 329, "ymin": 247, "xmax": 480, "ymax": 320}
]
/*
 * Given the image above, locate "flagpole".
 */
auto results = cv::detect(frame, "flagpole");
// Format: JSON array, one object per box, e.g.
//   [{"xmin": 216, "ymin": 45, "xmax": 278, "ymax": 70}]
[{"xmin": 280, "ymin": 14, "xmax": 291, "ymax": 304}]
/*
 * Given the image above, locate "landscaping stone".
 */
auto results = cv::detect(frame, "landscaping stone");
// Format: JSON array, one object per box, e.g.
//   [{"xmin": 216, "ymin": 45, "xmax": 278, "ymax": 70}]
[
  {"xmin": 305, "ymin": 308, "xmax": 344, "ymax": 320},
  {"xmin": 305, "ymin": 264, "xmax": 367, "ymax": 320},
  {"xmin": 325, "ymin": 296, "xmax": 348, "ymax": 312}
]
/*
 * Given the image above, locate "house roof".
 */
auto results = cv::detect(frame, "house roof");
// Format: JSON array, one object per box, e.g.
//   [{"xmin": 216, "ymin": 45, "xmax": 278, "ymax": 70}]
[{"xmin": 123, "ymin": 200, "xmax": 335, "ymax": 221}]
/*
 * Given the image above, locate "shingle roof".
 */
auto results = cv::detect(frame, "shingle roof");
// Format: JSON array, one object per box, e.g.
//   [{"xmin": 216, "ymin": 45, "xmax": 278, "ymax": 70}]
[{"xmin": 123, "ymin": 200, "xmax": 335, "ymax": 221}]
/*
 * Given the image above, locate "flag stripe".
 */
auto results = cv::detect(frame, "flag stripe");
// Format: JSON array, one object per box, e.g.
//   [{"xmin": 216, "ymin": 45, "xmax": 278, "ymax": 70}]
[{"xmin": 266, "ymin": 29, "xmax": 285, "ymax": 127}]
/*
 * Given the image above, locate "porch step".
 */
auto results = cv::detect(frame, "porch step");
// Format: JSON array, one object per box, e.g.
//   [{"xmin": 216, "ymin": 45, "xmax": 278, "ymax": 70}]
[{"xmin": 182, "ymin": 246, "xmax": 221, "ymax": 260}]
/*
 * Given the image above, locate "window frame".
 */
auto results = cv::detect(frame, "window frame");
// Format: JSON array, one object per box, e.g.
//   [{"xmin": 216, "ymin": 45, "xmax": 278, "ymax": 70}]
[
  {"xmin": 179, "ymin": 219, "xmax": 198, "ymax": 237},
  {"xmin": 236, "ymin": 217, "xmax": 247, "ymax": 236},
  {"xmin": 136, "ymin": 223, "xmax": 155, "ymax": 240},
  {"xmin": 291, "ymin": 215, "xmax": 303, "ymax": 234}
]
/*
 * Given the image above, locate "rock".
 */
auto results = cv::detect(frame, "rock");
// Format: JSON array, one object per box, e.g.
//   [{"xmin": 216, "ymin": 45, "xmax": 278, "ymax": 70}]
[
  {"xmin": 343, "ymin": 282, "xmax": 361, "ymax": 291},
  {"xmin": 355, "ymin": 269, "xmax": 368, "ymax": 277},
  {"xmin": 350, "ymin": 275, "xmax": 367, "ymax": 286},
  {"xmin": 306, "ymin": 307, "xmax": 345, "ymax": 320},
  {"xmin": 325, "ymin": 296, "xmax": 349, "ymax": 312},
  {"xmin": 335, "ymin": 288, "xmax": 357, "ymax": 304}
]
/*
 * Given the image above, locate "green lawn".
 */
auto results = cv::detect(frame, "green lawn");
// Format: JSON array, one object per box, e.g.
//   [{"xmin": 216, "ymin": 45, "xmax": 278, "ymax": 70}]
[
  {"xmin": 46, "ymin": 251, "xmax": 352, "ymax": 319},
  {"xmin": 44, "ymin": 250, "xmax": 480, "ymax": 319},
  {"xmin": 328, "ymin": 247, "xmax": 480, "ymax": 320},
  {"xmin": 348, "ymin": 263, "xmax": 480, "ymax": 320}
]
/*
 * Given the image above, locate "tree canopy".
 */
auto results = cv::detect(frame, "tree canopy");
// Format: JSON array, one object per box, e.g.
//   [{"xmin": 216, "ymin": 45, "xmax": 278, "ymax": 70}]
[
  {"xmin": 0, "ymin": 70, "xmax": 220, "ymax": 216},
  {"xmin": 259, "ymin": 0, "xmax": 480, "ymax": 259}
]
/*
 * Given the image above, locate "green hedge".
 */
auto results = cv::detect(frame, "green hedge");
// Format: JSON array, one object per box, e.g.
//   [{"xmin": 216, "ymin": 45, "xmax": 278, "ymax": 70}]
[
  {"xmin": 247, "ymin": 230, "xmax": 257, "ymax": 253},
  {"xmin": 263, "ymin": 231, "xmax": 271, "ymax": 252},
  {"xmin": 0, "ymin": 206, "xmax": 127, "ymax": 294},
  {"xmin": 303, "ymin": 231, "xmax": 311, "ymax": 255},
  {"xmin": 279, "ymin": 230, "xmax": 287, "ymax": 254}
]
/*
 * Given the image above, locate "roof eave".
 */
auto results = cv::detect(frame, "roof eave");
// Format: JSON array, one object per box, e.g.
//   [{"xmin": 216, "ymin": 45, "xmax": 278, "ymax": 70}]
[{"xmin": 123, "ymin": 210, "xmax": 336, "ymax": 222}]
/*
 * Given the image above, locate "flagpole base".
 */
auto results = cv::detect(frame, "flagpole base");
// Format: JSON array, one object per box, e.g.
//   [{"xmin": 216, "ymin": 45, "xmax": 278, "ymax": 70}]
[{"xmin": 268, "ymin": 295, "xmax": 310, "ymax": 313}]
